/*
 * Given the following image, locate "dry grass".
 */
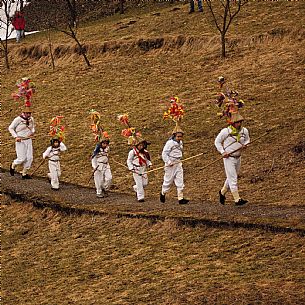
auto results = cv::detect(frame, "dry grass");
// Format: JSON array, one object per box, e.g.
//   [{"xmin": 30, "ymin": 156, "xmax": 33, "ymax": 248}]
[
  {"xmin": 1, "ymin": 2, "xmax": 305, "ymax": 206},
  {"xmin": 2, "ymin": 198, "xmax": 305, "ymax": 305}
]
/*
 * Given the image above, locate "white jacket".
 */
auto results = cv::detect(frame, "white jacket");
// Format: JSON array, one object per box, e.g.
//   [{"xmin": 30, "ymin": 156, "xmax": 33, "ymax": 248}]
[
  {"xmin": 215, "ymin": 127, "xmax": 250, "ymax": 157},
  {"xmin": 8, "ymin": 116, "xmax": 35, "ymax": 139},
  {"xmin": 162, "ymin": 138, "xmax": 183, "ymax": 165},
  {"xmin": 43, "ymin": 142, "xmax": 67, "ymax": 161}
]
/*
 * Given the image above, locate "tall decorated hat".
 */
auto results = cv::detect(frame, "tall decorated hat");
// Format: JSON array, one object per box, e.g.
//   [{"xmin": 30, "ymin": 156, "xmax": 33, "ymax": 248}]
[
  {"xmin": 117, "ymin": 113, "xmax": 144, "ymax": 146},
  {"xmin": 89, "ymin": 109, "xmax": 110, "ymax": 143},
  {"xmin": 163, "ymin": 96, "xmax": 185, "ymax": 134},
  {"xmin": 49, "ymin": 116, "xmax": 65, "ymax": 143},
  {"xmin": 12, "ymin": 77, "xmax": 36, "ymax": 112},
  {"xmin": 214, "ymin": 76, "xmax": 245, "ymax": 124}
]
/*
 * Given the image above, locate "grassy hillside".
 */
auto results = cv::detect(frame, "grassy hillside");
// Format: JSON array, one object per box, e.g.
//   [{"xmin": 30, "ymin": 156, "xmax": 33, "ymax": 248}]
[
  {"xmin": 1, "ymin": 1, "xmax": 305, "ymax": 205},
  {"xmin": 2, "ymin": 197, "xmax": 305, "ymax": 305}
]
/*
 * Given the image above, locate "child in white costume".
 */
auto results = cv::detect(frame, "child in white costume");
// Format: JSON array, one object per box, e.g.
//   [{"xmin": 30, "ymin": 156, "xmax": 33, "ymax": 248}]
[
  {"xmin": 160, "ymin": 126, "xmax": 189, "ymax": 205},
  {"xmin": 160, "ymin": 96, "xmax": 189, "ymax": 205},
  {"xmin": 8, "ymin": 106, "xmax": 35, "ymax": 179},
  {"xmin": 43, "ymin": 138, "xmax": 67, "ymax": 190},
  {"xmin": 91, "ymin": 139, "xmax": 112, "ymax": 198},
  {"xmin": 214, "ymin": 112, "xmax": 250, "ymax": 206},
  {"xmin": 127, "ymin": 140, "xmax": 152, "ymax": 202}
]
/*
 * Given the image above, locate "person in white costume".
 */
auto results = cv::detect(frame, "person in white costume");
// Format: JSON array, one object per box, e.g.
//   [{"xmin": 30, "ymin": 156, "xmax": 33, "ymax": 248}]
[
  {"xmin": 43, "ymin": 138, "xmax": 67, "ymax": 190},
  {"xmin": 160, "ymin": 123, "xmax": 189, "ymax": 205},
  {"xmin": 8, "ymin": 106, "xmax": 35, "ymax": 179},
  {"xmin": 214, "ymin": 112, "xmax": 250, "ymax": 206},
  {"xmin": 127, "ymin": 139, "xmax": 152, "ymax": 202},
  {"xmin": 91, "ymin": 138, "xmax": 112, "ymax": 198}
]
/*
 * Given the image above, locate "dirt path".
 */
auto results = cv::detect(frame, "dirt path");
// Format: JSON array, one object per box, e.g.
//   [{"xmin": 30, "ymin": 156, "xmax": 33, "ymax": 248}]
[{"xmin": 2, "ymin": 170, "xmax": 305, "ymax": 235}]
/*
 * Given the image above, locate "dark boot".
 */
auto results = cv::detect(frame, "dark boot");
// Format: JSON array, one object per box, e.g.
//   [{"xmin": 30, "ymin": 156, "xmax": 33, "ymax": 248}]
[
  {"xmin": 138, "ymin": 199, "xmax": 145, "ymax": 203},
  {"xmin": 10, "ymin": 164, "xmax": 15, "ymax": 176},
  {"xmin": 219, "ymin": 190, "xmax": 226, "ymax": 205},
  {"xmin": 235, "ymin": 198, "xmax": 248, "ymax": 206},
  {"xmin": 160, "ymin": 192, "xmax": 166, "ymax": 203},
  {"xmin": 178, "ymin": 198, "xmax": 189, "ymax": 205},
  {"xmin": 22, "ymin": 174, "xmax": 32, "ymax": 179}
]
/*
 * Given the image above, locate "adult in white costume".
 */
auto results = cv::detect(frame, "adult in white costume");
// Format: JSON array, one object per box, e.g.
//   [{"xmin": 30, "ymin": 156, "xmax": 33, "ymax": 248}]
[
  {"xmin": 8, "ymin": 106, "xmax": 35, "ymax": 179},
  {"xmin": 43, "ymin": 138, "xmax": 67, "ymax": 190},
  {"xmin": 160, "ymin": 124, "xmax": 189, "ymax": 205},
  {"xmin": 91, "ymin": 139, "xmax": 112, "ymax": 198},
  {"xmin": 127, "ymin": 140, "xmax": 152, "ymax": 202},
  {"xmin": 214, "ymin": 112, "xmax": 250, "ymax": 206}
]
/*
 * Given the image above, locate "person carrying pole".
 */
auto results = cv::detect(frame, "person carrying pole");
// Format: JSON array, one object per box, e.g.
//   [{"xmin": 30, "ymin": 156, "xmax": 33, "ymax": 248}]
[
  {"xmin": 42, "ymin": 116, "xmax": 67, "ymax": 190},
  {"xmin": 118, "ymin": 113, "xmax": 152, "ymax": 203},
  {"xmin": 89, "ymin": 109, "xmax": 112, "ymax": 198},
  {"xmin": 9, "ymin": 78, "xmax": 36, "ymax": 179},
  {"xmin": 160, "ymin": 96, "xmax": 189, "ymax": 205},
  {"xmin": 215, "ymin": 112, "xmax": 250, "ymax": 206}
]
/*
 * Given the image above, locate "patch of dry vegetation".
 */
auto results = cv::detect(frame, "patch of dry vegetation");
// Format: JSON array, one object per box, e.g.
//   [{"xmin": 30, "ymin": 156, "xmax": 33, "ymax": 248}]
[
  {"xmin": 2, "ymin": 199, "xmax": 305, "ymax": 305},
  {"xmin": 1, "ymin": 1, "xmax": 304, "ymax": 207}
]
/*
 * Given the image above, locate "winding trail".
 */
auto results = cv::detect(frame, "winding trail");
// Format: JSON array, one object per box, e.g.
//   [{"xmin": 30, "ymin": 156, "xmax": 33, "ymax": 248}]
[{"xmin": 2, "ymin": 170, "xmax": 305, "ymax": 235}]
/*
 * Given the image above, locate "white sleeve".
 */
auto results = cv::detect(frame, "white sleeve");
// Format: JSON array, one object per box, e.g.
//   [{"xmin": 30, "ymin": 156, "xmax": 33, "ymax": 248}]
[
  {"xmin": 43, "ymin": 147, "xmax": 52, "ymax": 159},
  {"xmin": 243, "ymin": 128, "xmax": 250, "ymax": 145},
  {"xmin": 31, "ymin": 117, "xmax": 35, "ymax": 134},
  {"xmin": 8, "ymin": 117, "xmax": 19, "ymax": 138},
  {"xmin": 59, "ymin": 142, "xmax": 67, "ymax": 152},
  {"xmin": 214, "ymin": 129, "xmax": 227, "ymax": 154},
  {"xmin": 127, "ymin": 150, "xmax": 134, "ymax": 170},
  {"xmin": 162, "ymin": 141, "xmax": 172, "ymax": 164},
  {"xmin": 91, "ymin": 156, "xmax": 98, "ymax": 169}
]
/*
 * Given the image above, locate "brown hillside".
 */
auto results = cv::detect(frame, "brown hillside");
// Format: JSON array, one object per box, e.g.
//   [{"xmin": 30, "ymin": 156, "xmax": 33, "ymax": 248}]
[{"xmin": 1, "ymin": 1, "xmax": 305, "ymax": 206}]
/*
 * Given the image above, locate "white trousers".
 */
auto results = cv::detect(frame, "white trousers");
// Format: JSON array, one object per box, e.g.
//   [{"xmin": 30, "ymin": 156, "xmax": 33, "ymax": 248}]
[
  {"xmin": 132, "ymin": 171, "xmax": 148, "ymax": 201},
  {"xmin": 13, "ymin": 139, "xmax": 33, "ymax": 170},
  {"xmin": 162, "ymin": 163, "xmax": 184, "ymax": 200},
  {"xmin": 223, "ymin": 157, "xmax": 241, "ymax": 192},
  {"xmin": 47, "ymin": 160, "xmax": 61, "ymax": 189},
  {"xmin": 93, "ymin": 164, "xmax": 112, "ymax": 195}
]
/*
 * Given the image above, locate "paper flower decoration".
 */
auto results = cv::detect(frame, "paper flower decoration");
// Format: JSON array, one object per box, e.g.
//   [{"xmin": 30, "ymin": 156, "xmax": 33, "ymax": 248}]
[
  {"xmin": 163, "ymin": 96, "xmax": 185, "ymax": 122},
  {"xmin": 49, "ymin": 116, "xmax": 65, "ymax": 142},
  {"xmin": 89, "ymin": 109, "xmax": 110, "ymax": 142},
  {"xmin": 12, "ymin": 77, "xmax": 36, "ymax": 107}
]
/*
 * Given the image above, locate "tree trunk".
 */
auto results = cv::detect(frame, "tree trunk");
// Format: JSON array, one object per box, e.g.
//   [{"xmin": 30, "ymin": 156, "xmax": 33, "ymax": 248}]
[
  {"xmin": 221, "ymin": 33, "xmax": 226, "ymax": 58},
  {"xmin": 46, "ymin": 29, "xmax": 55, "ymax": 71},
  {"xmin": 119, "ymin": 0, "xmax": 124, "ymax": 14},
  {"xmin": 75, "ymin": 37, "xmax": 91, "ymax": 67}
]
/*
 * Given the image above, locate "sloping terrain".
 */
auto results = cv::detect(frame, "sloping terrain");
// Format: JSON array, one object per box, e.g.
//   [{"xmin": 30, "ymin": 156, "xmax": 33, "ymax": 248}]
[
  {"xmin": 1, "ymin": 1, "xmax": 305, "ymax": 304},
  {"xmin": 1, "ymin": 1, "xmax": 304, "ymax": 206}
]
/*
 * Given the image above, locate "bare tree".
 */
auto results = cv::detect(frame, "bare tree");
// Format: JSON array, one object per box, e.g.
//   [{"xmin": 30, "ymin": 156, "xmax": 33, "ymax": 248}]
[
  {"xmin": 28, "ymin": 0, "xmax": 91, "ymax": 67},
  {"xmin": 0, "ymin": 0, "xmax": 19, "ymax": 69},
  {"xmin": 205, "ymin": 0, "xmax": 248, "ymax": 58}
]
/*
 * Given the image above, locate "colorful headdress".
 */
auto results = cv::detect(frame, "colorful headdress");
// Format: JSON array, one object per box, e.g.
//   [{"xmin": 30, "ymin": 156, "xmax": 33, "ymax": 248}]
[
  {"xmin": 118, "ymin": 113, "xmax": 144, "ymax": 146},
  {"xmin": 163, "ymin": 96, "xmax": 185, "ymax": 134},
  {"xmin": 89, "ymin": 109, "xmax": 110, "ymax": 142},
  {"xmin": 49, "ymin": 116, "xmax": 65, "ymax": 142},
  {"xmin": 214, "ymin": 76, "xmax": 245, "ymax": 124},
  {"xmin": 12, "ymin": 77, "xmax": 36, "ymax": 112}
]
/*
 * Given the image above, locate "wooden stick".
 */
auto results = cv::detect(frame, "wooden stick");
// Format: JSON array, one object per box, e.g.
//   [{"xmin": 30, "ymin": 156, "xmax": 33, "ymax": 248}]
[
  {"xmin": 145, "ymin": 152, "xmax": 206, "ymax": 174},
  {"xmin": 87, "ymin": 165, "xmax": 99, "ymax": 186},
  {"xmin": 30, "ymin": 158, "xmax": 46, "ymax": 176},
  {"xmin": 111, "ymin": 158, "xmax": 129, "ymax": 170},
  {"xmin": 145, "ymin": 132, "xmax": 268, "ymax": 174}
]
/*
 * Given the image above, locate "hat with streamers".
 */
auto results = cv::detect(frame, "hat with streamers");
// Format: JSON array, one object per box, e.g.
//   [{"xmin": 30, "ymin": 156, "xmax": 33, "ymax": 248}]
[
  {"xmin": 117, "ymin": 113, "xmax": 144, "ymax": 146},
  {"xmin": 12, "ymin": 77, "xmax": 36, "ymax": 112},
  {"xmin": 214, "ymin": 76, "xmax": 245, "ymax": 124},
  {"xmin": 89, "ymin": 109, "xmax": 110, "ymax": 143},
  {"xmin": 49, "ymin": 116, "xmax": 65, "ymax": 142},
  {"xmin": 163, "ymin": 96, "xmax": 185, "ymax": 134}
]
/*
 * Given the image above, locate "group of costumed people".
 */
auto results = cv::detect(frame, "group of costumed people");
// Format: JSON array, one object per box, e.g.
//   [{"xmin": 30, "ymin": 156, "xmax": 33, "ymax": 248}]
[{"xmin": 8, "ymin": 76, "xmax": 250, "ymax": 206}]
